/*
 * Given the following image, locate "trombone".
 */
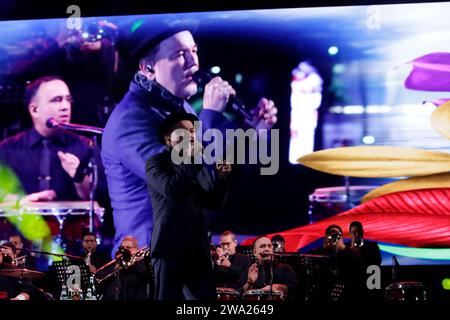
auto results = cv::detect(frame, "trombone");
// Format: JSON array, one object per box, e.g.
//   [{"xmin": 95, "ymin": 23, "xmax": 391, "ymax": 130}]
[{"xmin": 94, "ymin": 246, "xmax": 150, "ymax": 283}]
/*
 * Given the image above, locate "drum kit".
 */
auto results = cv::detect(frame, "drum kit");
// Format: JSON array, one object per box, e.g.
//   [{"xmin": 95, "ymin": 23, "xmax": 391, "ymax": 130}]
[
  {"xmin": 385, "ymin": 282, "xmax": 427, "ymax": 302},
  {"xmin": 0, "ymin": 200, "xmax": 105, "ymax": 300},
  {"xmin": 308, "ymin": 185, "xmax": 377, "ymax": 223},
  {"xmin": 216, "ymin": 287, "xmax": 285, "ymax": 301},
  {"xmin": 0, "ymin": 267, "xmax": 55, "ymax": 300},
  {"xmin": 0, "ymin": 201, "xmax": 104, "ymax": 248}
]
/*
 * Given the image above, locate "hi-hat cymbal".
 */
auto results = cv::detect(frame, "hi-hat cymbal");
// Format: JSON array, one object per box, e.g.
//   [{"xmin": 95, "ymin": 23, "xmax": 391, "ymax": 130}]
[{"xmin": 0, "ymin": 269, "xmax": 45, "ymax": 280}]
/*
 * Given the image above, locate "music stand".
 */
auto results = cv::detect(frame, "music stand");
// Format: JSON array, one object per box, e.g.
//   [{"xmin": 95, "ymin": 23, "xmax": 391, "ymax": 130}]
[
  {"xmin": 51, "ymin": 258, "xmax": 90, "ymax": 298},
  {"xmin": 274, "ymin": 252, "xmax": 329, "ymax": 302}
]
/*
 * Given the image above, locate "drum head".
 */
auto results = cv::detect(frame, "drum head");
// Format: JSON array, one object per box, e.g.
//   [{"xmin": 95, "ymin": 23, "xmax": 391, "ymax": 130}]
[
  {"xmin": 216, "ymin": 287, "xmax": 239, "ymax": 300},
  {"xmin": 309, "ymin": 186, "xmax": 378, "ymax": 203},
  {"xmin": 385, "ymin": 282, "xmax": 427, "ymax": 301},
  {"xmin": 243, "ymin": 289, "xmax": 284, "ymax": 300}
]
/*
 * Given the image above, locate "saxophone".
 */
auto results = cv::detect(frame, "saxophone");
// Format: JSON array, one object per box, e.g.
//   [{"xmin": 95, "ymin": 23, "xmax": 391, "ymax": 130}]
[{"xmin": 85, "ymin": 252, "xmax": 92, "ymax": 269}]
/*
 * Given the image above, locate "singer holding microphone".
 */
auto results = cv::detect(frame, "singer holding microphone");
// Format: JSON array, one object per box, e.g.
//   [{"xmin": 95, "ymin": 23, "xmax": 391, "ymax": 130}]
[
  {"xmin": 237, "ymin": 236, "xmax": 297, "ymax": 298},
  {"xmin": 0, "ymin": 76, "xmax": 98, "ymax": 202},
  {"xmin": 102, "ymin": 20, "xmax": 278, "ymax": 257},
  {"xmin": 146, "ymin": 111, "xmax": 232, "ymax": 300}
]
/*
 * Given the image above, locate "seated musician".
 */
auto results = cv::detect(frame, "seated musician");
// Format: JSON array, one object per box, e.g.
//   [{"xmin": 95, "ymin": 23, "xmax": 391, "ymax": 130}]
[
  {"xmin": 346, "ymin": 221, "xmax": 382, "ymax": 268},
  {"xmin": 80, "ymin": 232, "xmax": 110, "ymax": 274},
  {"xmin": 0, "ymin": 242, "xmax": 32, "ymax": 300},
  {"xmin": 346, "ymin": 221, "xmax": 382, "ymax": 301},
  {"xmin": 214, "ymin": 231, "xmax": 252, "ymax": 289},
  {"xmin": 237, "ymin": 236, "xmax": 298, "ymax": 297},
  {"xmin": 309, "ymin": 224, "xmax": 365, "ymax": 302},
  {"xmin": 0, "ymin": 76, "xmax": 105, "ymax": 203},
  {"xmin": 101, "ymin": 236, "xmax": 152, "ymax": 300},
  {"xmin": 8, "ymin": 234, "xmax": 36, "ymax": 270}
]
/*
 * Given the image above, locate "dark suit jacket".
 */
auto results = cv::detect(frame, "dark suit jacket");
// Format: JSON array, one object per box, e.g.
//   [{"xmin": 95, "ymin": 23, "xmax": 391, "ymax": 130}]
[
  {"xmin": 146, "ymin": 150, "xmax": 229, "ymax": 258},
  {"xmin": 215, "ymin": 252, "xmax": 253, "ymax": 289},
  {"xmin": 102, "ymin": 80, "xmax": 235, "ymax": 256}
]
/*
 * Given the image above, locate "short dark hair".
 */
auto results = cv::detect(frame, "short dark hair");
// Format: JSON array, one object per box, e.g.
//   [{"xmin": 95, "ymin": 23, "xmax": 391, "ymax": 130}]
[
  {"xmin": 349, "ymin": 221, "xmax": 364, "ymax": 236},
  {"xmin": 158, "ymin": 111, "xmax": 199, "ymax": 144},
  {"xmin": 9, "ymin": 233, "xmax": 22, "ymax": 240},
  {"xmin": 82, "ymin": 232, "xmax": 97, "ymax": 240},
  {"xmin": 252, "ymin": 236, "xmax": 271, "ymax": 250},
  {"xmin": 24, "ymin": 76, "xmax": 64, "ymax": 106},
  {"xmin": 220, "ymin": 231, "xmax": 236, "ymax": 241},
  {"xmin": 325, "ymin": 224, "xmax": 342, "ymax": 236}
]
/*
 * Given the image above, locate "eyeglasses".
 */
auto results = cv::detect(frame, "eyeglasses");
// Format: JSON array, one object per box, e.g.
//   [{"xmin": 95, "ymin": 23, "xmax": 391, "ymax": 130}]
[{"xmin": 220, "ymin": 242, "xmax": 233, "ymax": 247}]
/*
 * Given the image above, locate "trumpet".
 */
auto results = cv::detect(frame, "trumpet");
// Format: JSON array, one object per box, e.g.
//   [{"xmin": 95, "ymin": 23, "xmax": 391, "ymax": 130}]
[
  {"xmin": 0, "ymin": 253, "xmax": 26, "ymax": 267},
  {"xmin": 353, "ymin": 238, "xmax": 365, "ymax": 248},
  {"xmin": 326, "ymin": 230, "xmax": 342, "ymax": 245}
]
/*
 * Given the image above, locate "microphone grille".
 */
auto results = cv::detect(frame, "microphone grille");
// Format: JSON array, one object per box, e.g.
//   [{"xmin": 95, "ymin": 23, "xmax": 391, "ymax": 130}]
[
  {"xmin": 192, "ymin": 71, "xmax": 212, "ymax": 86},
  {"xmin": 46, "ymin": 117, "xmax": 57, "ymax": 129}
]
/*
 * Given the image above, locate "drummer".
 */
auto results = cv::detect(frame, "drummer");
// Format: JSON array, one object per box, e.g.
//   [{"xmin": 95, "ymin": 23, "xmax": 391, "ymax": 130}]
[
  {"xmin": 0, "ymin": 242, "xmax": 32, "ymax": 300},
  {"xmin": 0, "ymin": 76, "xmax": 106, "ymax": 203},
  {"xmin": 236, "ymin": 236, "xmax": 298, "ymax": 297}
]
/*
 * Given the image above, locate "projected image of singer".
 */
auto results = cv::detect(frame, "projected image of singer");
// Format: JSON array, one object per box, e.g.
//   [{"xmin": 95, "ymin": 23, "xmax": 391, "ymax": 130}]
[
  {"xmin": 237, "ymin": 236, "xmax": 297, "ymax": 297},
  {"xmin": 102, "ymin": 20, "xmax": 278, "ymax": 256},
  {"xmin": 0, "ymin": 76, "xmax": 100, "ymax": 202}
]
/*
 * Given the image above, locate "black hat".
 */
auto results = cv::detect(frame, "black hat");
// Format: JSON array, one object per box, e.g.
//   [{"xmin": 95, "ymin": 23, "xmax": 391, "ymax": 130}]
[
  {"xmin": 121, "ymin": 17, "xmax": 199, "ymax": 66},
  {"xmin": 159, "ymin": 111, "xmax": 199, "ymax": 144}
]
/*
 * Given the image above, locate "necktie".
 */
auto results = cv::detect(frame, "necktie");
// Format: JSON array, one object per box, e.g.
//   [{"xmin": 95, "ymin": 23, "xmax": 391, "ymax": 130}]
[{"xmin": 38, "ymin": 138, "xmax": 52, "ymax": 191}]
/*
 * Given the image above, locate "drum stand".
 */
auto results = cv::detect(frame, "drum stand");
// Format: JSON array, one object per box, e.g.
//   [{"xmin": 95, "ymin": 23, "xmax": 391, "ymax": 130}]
[
  {"xmin": 55, "ymin": 214, "xmax": 67, "ymax": 250},
  {"xmin": 87, "ymin": 136, "xmax": 99, "ymax": 234}
]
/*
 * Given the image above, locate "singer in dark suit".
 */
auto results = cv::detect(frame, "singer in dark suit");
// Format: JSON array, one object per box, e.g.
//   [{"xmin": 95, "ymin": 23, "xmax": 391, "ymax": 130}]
[
  {"xmin": 146, "ymin": 111, "xmax": 232, "ymax": 300},
  {"xmin": 0, "ymin": 76, "xmax": 101, "ymax": 202},
  {"xmin": 101, "ymin": 21, "xmax": 277, "ymax": 256}
]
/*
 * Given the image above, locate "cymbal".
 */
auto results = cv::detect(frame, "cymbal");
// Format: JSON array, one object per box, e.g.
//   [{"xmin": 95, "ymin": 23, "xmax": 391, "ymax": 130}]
[
  {"xmin": 298, "ymin": 146, "xmax": 450, "ymax": 178},
  {"xmin": 431, "ymin": 100, "xmax": 450, "ymax": 140},
  {"xmin": 0, "ymin": 269, "xmax": 45, "ymax": 280}
]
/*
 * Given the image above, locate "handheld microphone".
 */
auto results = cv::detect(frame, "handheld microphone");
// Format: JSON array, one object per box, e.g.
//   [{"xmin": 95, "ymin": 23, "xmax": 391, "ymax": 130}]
[
  {"xmin": 192, "ymin": 71, "xmax": 254, "ymax": 121},
  {"xmin": 46, "ymin": 118, "xmax": 104, "ymax": 135}
]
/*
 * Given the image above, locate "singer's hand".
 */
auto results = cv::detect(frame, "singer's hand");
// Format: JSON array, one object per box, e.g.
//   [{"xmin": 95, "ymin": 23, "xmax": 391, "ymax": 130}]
[
  {"xmin": 245, "ymin": 98, "xmax": 278, "ymax": 130},
  {"xmin": 58, "ymin": 151, "xmax": 80, "ymax": 178},
  {"xmin": 203, "ymin": 76, "xmax": 236, "ymax": 113},
  {"xmin": 20, "ymin": 190, "xmax": 57, "ymax": 203},
  {"xmin": 216, "ymin": 159, "xmax": 232, "ymax": 179},
  {"xmin": 247, "ymin": 263, "xmax": 259, "ymax": 285}
]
